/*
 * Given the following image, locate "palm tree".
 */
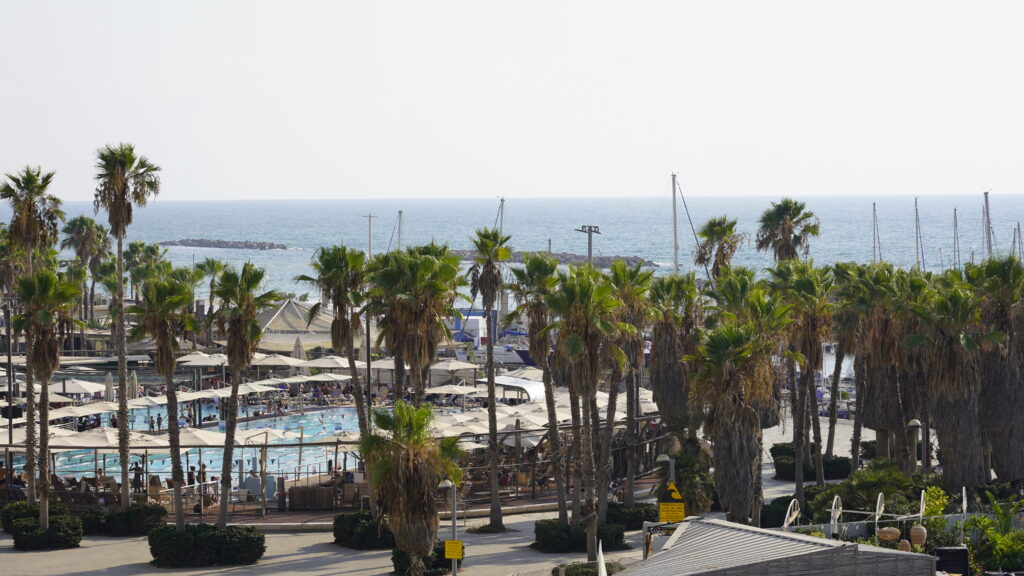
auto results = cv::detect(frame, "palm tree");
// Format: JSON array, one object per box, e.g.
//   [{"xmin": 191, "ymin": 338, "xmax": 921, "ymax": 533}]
[
  {"xmin": 769, "ymin": 260, "xmax": 832, "ymax": 502},
  {"xmin": 94, "ymin": 142, "xmax": 161, "ymax": 509},
  {"xmin": 545, "ymin": 265, "xmax": 626, "ymax": 561},
  {"xmin": 295, "ymin": 246, "xmax": 369, "ymax": 435},
  {"xmin": 128, "ymin": 274, "xmax": 196, "ymax": 530},
  {"xmin": 360, "ymin": 401, "xmax": 462, "ymax": 576},
  {"xmin": 2, "ymin": 165, "xmax": 64, "ymax": 505},
  {"xmin": 208, "ymin": 262, "xmax": 280, "ymax": 527},
  {"xmin": 605, "ymin": 260, "xmax": 652, "ymax": 512},
  {"xmin": 968, "ymin": 257, "xmax": 1024, "ymax": 483},
  {"xmin": 648, "ymin": 273, "xmax": 702, "ymax": 444},
  {"xmin": 694, "ymin": 216, "xmax": 743, "ymax": 279},
  {"xmin": 755, "ymin": 198, "xmax": 819, "ymax": 261},
  {"xmin": 825, "ymin": 263, "xmax": 860, "ymax": 459},
  {"xmin": 60, "ymin": 216, "xmax": 103, "ymax": 321},
  {"xmin": 505, "ymin": 253, "xmax": 565, "ymax": 523},
  {"xmin": 87, "ymin": 225, "xmax": 111, "ymax": 321},
  {"xmin": 196, "ymin": 258, "xmax": 227, "ymax": 345},
  {"xmin": 14, "ymin": 270, "xmax": 79, "ymax": 529},
  {"xmin": 467, "ymin": 227, "xmax": 512, "ymax": 531}
]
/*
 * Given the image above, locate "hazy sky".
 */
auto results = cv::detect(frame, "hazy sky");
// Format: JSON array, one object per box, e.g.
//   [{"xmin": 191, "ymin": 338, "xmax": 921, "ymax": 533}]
[{"xmin": 2, "ymin": 1, "xmax": 1023, "ymax": 201}]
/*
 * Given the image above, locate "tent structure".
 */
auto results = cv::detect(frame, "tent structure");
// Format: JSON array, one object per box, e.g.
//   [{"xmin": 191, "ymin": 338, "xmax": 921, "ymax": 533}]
[
  {"xmin": 630, "ymin": 518, "xmax": 935, "ymax": 576},
  {"xmin": 251, "ymin": 299, "xmax": 335, "ymax": 352}
]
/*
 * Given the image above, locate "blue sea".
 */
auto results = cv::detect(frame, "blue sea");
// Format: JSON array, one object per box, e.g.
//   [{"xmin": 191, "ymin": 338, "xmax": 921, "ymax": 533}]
[{"xmin": 2, "ymin": 195, "xmax": 1021, "ymax": 295}]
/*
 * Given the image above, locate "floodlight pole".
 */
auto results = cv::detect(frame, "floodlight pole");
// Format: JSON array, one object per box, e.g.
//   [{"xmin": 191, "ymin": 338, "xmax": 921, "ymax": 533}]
[{"xmin": 575, "ymin": 225, "xmax": 601, "ymax": 265}]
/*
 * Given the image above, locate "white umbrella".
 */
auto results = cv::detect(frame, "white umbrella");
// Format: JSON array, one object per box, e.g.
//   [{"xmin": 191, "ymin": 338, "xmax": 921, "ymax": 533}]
[
  {"xmin": 503, "ymin": 367, "xmax": 544, "ymax": 381},
  {"xmin": 300, "ymin": 355, "xmax": 365, "ymax": 370},
  {"xmin": 127, "ymin": 395, "xmax": 168, "ymax": 407},
  {"xmin": 176, "ymin": 351, "xmax": 210, "ymax": 363},
  {"xmin": 130, "ymin": 371, "xmax": 139, "ymax": 400},
  {"xmin": 8, "ymin": 425, "xmax": 76, "ymax": 444},
  {"xmin": 48, "ymin": 401, "xmax": 119, "ymax": 419},
  {"xmin": 430, "ymin": 359, "xmax": 479, "ymax": 373},
  {"xmin": 48, "ymin": 378, "xmax": 106, "ymax": 396},
  {"xmin": 457, "ymin": 439, "xmax": 487, "ymax": 450},
  {"xmin": 104, "ymin": 372, "xmax": 114, "ymax": 400},
  {"xmin": 424, "ymin": 384, "xmax": 476, "ymax": 395},
  {"xmin": 181, "ymin": 354, "xmax": 228, "ymax": 367},
  {"xmin": 251, "ymin": 354, "xmax": 307, "ymax": 368},
  {"xmin": 50, "ymin": 427, "xmax": 166, "ymax": 449},
  {"xmin": 235, "ymin": 427, "xmax": 302, "ymax": 444},
  {"xmin": 328, "ymin": 429, "xmax": 362, "ymax": 443},
  {"xmin": 161, "ymin": 427, "xmax": 226, "ymax": 447},
  {"xmin": 304, "ymin": 372, "xmax": 351, "ymax": 383}
]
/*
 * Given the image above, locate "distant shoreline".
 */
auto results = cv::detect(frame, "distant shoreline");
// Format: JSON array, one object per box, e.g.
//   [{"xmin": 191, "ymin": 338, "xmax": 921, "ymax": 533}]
[{"xmin": 159, "ymin": 239, "xmax": 289, "ymax": 250}]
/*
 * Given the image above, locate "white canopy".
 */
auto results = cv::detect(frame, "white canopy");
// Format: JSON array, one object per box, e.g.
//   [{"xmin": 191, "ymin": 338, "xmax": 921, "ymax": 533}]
[
  {"xmin": 301, "ymin": 355, "xmax": 366, "ymax": 370},
  {"xmin": 127, "ymin": 395, "xmax": 168, "ymax": 407},
  {"xmin": 49, "ymin": 378, "xmax": 106, "ymax": 396},
  {"xmin": 235, "ymin": 427, "xmax": 302, "ymax": 444},
  {"xmin": 251, "ymin": 354, "xmax": 308, "ymax": 368},
  {"xmin": 48, "ymin": 401, "xmax": 119, "ymax": 419},
  {"xmin": 430, "ymin": 359, "xmax": 479, "ymax": 373},
  {"xmin": 424, "ymin": 384, "xmax": 476, "ymax": 395},
  {"xmin": 474, "ymin": 376, "xmax": 546, "ymax": 402},
  {"xmin": 50, "ymin": 427, "xmax": 168, "ymax": 450},
  {"xmin": 160, "ymin": 427, "xmax": 226, "ymax": 447},
  {"xmin": 181, "ymin": 354, "xmax": 228, "ymax": 367},
  {"xmin": 503, "ymin": 367, "xmax": 544, "ymax": 381}
]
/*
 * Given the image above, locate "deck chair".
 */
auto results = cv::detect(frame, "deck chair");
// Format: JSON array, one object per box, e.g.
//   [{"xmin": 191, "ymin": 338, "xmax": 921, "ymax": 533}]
[{"xmin": 231, "ymin": 489, "xmax": 249, "ymax": 513}]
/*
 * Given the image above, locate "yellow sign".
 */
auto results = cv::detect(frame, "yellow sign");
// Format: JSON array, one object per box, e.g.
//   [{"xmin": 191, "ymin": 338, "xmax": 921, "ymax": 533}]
[
  {"xmin": 666, "ymin": 482, "xmax": 683, "ymax": 501},
  {"xmin": 660, "ymin": 502, "xmax": 685, "ymax": 522},
  {"xmin": 444, "ymin": 539, "xmax": 463, "ymax": 560}
]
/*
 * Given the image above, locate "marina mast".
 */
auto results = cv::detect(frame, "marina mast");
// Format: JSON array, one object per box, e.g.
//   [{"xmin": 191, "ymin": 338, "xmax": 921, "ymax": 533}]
[
  {"xmin": 872, "ymin": 203, "xmax": 883, "ymax": 263},
  {"xmin": 984, "ymin": 191, "xmax": 993, "ymax": 258},
  {"xmin": 914, "ymin": 198, "xmax": 921, "ymax": 270},
  {"xmin": 672, "ymin": 173, "xmax": 679, "ymax": 273},
  {"xmin": 953, "ymin": 208, "xmax": 961, "ymax": 270}
]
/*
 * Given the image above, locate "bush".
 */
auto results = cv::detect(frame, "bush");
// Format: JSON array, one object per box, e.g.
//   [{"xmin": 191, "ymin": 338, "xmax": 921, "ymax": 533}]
[
  {"xmin": 149, "ymin": 524, "xmax": 266, "ymax": 567},
  {"xmin": 11, "ymin": 515, "xmax": 82, "ymax": 551},
  {"xmin": 761, "ymin": 496, "xmax": 794, "ymax": 528},
  {"xmin": 552, "ymin": 561, "xmax": 624, "ymax": 576},
  {"xmin": 860, "ymin": 440, "xmax": 877, "ymax": 460},
  {"xmin": 80, "ymin": 507, "xmax": 107, "ymax": 536},
  {"xmin": 332, "ymin": 511, "xmax": 395, "ymax": 549},
  {"xmin": 822, "ymin": 457, "xmax": 852, "ymax": 479},
  {"xmin": 2, "ymin": 500, "xmax": 68, "ymax": 534},
  {"xmin": 392, "ymin": 540, "xmax": 463, "ymax": 576},
  {"xmin": 771, "ymin": 444, "xmax": 852, "ymax": 481},
  {"xmin": 533, "ymin": 519, "xmax": 628, "ymax": 553},
  {"xmin": 104, "ymin": 503, "xmax": 167, "ymax": 536},
  {"xmin": 605, "ymin": 503, "xmax": 658, "ymax": 530}
]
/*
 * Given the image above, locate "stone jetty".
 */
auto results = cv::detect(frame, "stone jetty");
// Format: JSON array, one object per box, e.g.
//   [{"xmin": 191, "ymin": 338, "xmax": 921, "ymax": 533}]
[
  {"xmin": 450, "ymin": 249, "xmax": 656, "ymax": 268},
  {"xmin": 159, "ymin": 239, "xmax": 289, "ymax": 250}
]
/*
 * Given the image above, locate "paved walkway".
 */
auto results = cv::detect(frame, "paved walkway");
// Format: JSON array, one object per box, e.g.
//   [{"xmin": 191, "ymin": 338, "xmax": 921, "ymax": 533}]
[{"xmin": 0, "ymin": 510, "xmax": 645, "ymax": 576}]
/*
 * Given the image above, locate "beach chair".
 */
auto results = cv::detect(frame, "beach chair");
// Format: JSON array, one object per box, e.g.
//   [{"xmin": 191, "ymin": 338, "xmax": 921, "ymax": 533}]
[{"xmin": 231, "ymin": 489, "xmax": 249, "ymax": 513}]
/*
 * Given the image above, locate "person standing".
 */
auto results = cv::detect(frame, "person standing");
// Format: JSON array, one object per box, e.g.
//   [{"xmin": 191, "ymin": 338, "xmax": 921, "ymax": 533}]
[{"xmin": 156, "ymin": 413, "xmax": 163, "ymax": 432}]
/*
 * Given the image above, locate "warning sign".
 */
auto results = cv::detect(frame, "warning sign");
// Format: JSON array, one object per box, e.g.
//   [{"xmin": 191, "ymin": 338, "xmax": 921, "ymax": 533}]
[
  {"xmin": 444, "ymin": 539, "xmax": 463, "ymax": 559},
  {"xmin": 659, "ymin": 502, "xmax": 685, "ymax": 522}
]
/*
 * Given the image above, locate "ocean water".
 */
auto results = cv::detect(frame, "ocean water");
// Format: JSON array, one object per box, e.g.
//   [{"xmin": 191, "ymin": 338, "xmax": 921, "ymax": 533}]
[{"xmin": 2, "ymin": 194, "xmax": 1021, "ymax": 295}]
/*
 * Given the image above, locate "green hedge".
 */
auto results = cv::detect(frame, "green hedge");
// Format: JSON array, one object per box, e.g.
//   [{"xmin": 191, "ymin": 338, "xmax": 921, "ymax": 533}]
[
  {"xmin": 148, "ymin": 524, "xmax": 266, "ymax": 567},
  {"xmin": 2, "ymin": 500, "xmax": 68, "ymax": 534},
  {"xmin": 332, "ymin": 511, "xmax": 395, "ymax": 549},
  {"xmin": 11, "ymin": 515, "xmax": 82, "ymax": 551},
  {"xmin": 552, "ymin": 561, "xmax": 624, "ymax": 576},
  {"xmin": 605, "ymin": 503, "xmax": 658, "ymax": 531},
  {"xmin": 533, "ymin": 519, "xmax": 627, "ymax": 553},
  {"xmin": 772, "ymin": 452, "xmax": 852, "ymax": 482},
  {"xmin": 103, "ymin": 503, "xmax": 167, "ymax": 536},
  {"xmin": 392, "ymin": 541, "xmax": 464, "ymax": 576}
]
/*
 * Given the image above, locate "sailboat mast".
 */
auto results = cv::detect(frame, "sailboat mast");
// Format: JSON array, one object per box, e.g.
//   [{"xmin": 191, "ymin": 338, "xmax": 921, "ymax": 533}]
[
  {"xmin": 917, "ymin": 196, "xmax": 925, "ymax": 268},
  {"xmin": 397, "ymin": 210, "xmax": 403, "ymax": 250},
  {"xmin": 498, "ymin": 197, "xmax": 505, "ymax": 233},
  {"xmin": 672, "ymin": 173, "xmax": 679, "ymax": 273},
  {"xmin": 953, "ymin": 208, "xmax": 960, "ymax": 270},
  {"xmin": 872, "ymin": 202, "xmax": 883, "ymax": 263},
  {"xmin": 984, "ymin": 191, "xmax": 993, "ymax": 257}
]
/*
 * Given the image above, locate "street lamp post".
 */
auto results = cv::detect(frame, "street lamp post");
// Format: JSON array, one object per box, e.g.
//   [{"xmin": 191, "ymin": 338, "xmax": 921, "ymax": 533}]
[{"xmin": 439, "ymin": 478, "xmax": 457, "ymax": 576}]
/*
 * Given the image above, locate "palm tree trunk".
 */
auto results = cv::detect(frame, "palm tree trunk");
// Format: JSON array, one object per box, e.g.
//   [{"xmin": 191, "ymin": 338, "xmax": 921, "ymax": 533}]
[
  {"xmin": 89, "ymin": 277, "xmax": 96, "ymax": 321},
  {"xmin": 793, "ymin": 368, "xmax": 807, "ymax": 508},
  {"xmin": 596, "ymin": 367, "xmax": 621, "ymax": 524},
  {"xmin": 568, "ymin": 379, "xmax": 582, "ymax": 529},
  {"xmin": 165, "ymin": 372, "xmax": 186, "ymax": 530},
  {"xmin": 542, "ymin": 361, "xmax": 568, "ymax": 525},
  {"xmin": 217, "ymin": 366, "xmax": 243, "ymax": 528},
  {"xmin": 850, "ymin": 356, "xmax": 865, "ymax": 470},
  {"xmin": 24, "ymin": 369, "xmax": 36, "ymax": 505},
  {"xmin": 38, "ymin": 369, "xmax": 51, "ymax": 530},
  {"xmin": 624, "ymin": 365, "xmax": 637, "ymax": 506},
  {"xmin": 346, "ymin": 337, "xmax": 368, "ymax": 436},
  {"xmin": 485, "ymin": 307, "xmax": 504, "ymax": 530},
  {"xmin": 807, "ymin": 370, "xmax": 825, "ymax": 487},
  {"xmin": 116, "ymin": 235, "xmax": 131, "ymax": 510},
  {"xmin": 824, "ymin": 343, "xmax": 845, "ymax": 459},
  {"xmin": 580, "ymin": 389, "xmax": 597, "ymax": 563}
]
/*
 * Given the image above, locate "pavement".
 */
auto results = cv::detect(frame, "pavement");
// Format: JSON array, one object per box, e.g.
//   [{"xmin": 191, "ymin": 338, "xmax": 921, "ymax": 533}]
[{"xmin": 0, "ymin": 414, "xmax": 862, "ymax": 576}]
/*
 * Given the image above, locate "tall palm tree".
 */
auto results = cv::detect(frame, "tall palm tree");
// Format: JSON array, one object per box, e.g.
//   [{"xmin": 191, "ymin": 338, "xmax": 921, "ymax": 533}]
[
  {"xmin": 196, "ymin": 257, "xmax": 227, "ymax": 345},
  {"xmin": 825, "ymin": 263, "xmax": 860, "ymax": 459},
  {"xmin": 60, "ymin": 216, "xmax": 103, "ymax": 321},
  {"xmin": 545, "ymin": 265, "xmax": 626, "ymax": 561},
  {"xmin": 14, "ymin": 270, "xmax": 79, "ymax": 529},
  {"xmin": 467, "ymin": 227, "xmax": 512, "ymax": 531},
  {"xmin": 505, "ymin": 253, "xmax": 564, "ymax": 523},
  {"xmin": 2, "ymin": 165, "xmax": 64, "ymax": 505},
  {"xmin": 769, "ymin": 260, "xmax": 832, "ymax": 502},
  {"xmin": 87, "ymin": 225, "xmax": 111, "ymax": 321},
  {"xmin": 605, "ymin": 260, "xmax": 652, "ymax": 511},
  {"xmin": 694, "ymin": 216, "xmax": 743, "ymax": 279},
  {"xmin": 649, "ymin": 273, "xmax": 702, "ymax": 443},
  {"xmin": 128, "ymin": 274, "xmax": 196, "ymax": 530},
  {"xmin": 94, "ymin": 142, "xmax": 161, "ymax": 509},
  {"xmin": 360, "ymin": 401, "xmax": 461, "ymax": 576},
  {"xmin": 755, "ymin": 198, "xmax": 819, "ymax": 261},
  {"xmin": 295, "ymin": 246, "xmax": 369, "ymax": 435},
  {"xmin": 208, "ymin": 262, "xmax": 280, "ymax": 527}
]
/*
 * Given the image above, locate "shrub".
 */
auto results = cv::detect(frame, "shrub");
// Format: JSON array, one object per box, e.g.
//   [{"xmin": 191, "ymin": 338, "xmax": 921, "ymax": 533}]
[
  {"xmin": 392, "ymin": 540, "xmax": 463, "ymax": 576},
  {"xmin": 80, "ymin": 507, "xmax": 107, "ymax": 536},
  {"xmin": 822, "ymin": 457, "xmax": 852, "ymax": 479},
  {"xmin": 552, "ymin": 561, "xmax": 624, "ymax": 576},
  {"xmin": 761, "ymin": 496, "xmax": 795, "ymax": 528},
  {"xmin": 605, "ymin": 502, "xmax": 658, "ymax": 530},
  {"xmin": 104, "ymin": 502, "xmax": 167, "ymax": 536},
  {"xmin": 533, "ymin": 519, "xmax": 628, "ymax": 553},
  {"xmin": 149, "ymin": 523, "xmax": 266, "ymax": 567},
  {"xmin": 860, "ymin": 440, "xmax": 877, "ymax": 460},
  {"xmin": 2, "ymin": 500, "xmax": 69, "ymax": 534},
  {"xmin": 332, "ymin": 511, "xmax": 395, "ymax": 549},
  {"xmin": 11, "ymin": 515, "xmax": 82, "ymax": 551},
  {"xmin": 772, "ymin": 447, "xmax": 851, "ymax": 481}
]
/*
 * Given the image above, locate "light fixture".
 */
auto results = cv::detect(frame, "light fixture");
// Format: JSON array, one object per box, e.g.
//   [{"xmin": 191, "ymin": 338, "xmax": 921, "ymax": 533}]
[{"xmin": 438, "ymin": 478, "xmax": 454, "ymax": 490}]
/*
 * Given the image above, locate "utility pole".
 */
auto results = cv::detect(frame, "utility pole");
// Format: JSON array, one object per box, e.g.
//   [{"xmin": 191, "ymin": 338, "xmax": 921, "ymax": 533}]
[
  {"xmin": 575, "ymin": 225, "xmax": 601, "ymax": 265},
  {"xmin": 364, "ymin": 214, "xmax": 377, "ymax": 258},
  {"xmin": 672, "ymin": 173, "xmax": 679, "ymax": 273}
]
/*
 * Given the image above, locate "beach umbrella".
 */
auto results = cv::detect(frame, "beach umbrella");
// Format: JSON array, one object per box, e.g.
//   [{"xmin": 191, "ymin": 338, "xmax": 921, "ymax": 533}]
[
  {"xmin": 127, "ymin": 395, "xmax": 168, "ymax": 408},
  {"xmin": 424, "ymin": 384, "xmax": 475, "ymax": 395},
  {"xmin": 48, "ymin": 401, "xmax": 119, "ymax": 420},
  {"xmin": 104, "ymin": 372, "xmax": 114, "ymax": 400},
  {"xmin": 235, "ymin": 428, "xmax": 301, "ymax": 444},
  {"xmin": 8, "ymin": 425, "xmax": 76, "ymax": 445},
  {"xmin": 304, "ymin": 372, "xmax": 350, "ymax": 383},
  {"xmin": 163, "ymin": 427, "xmax": 227, "ymax": 447},
  {"xmin": 176, "ymin": 351, "xmax": 210, "ymax": 364},
  {"xmin": 456, "ymin": 439, "xmax": 487, "ymax": 451},
  {"xmin": 130, "ymin": 371, "xmax": 140, "ymax": 400},
  {"xmin": 50, "ymin": 427, "xmax": 166, "ymax": 449},
  {"xmin": 251, "ymin": 354, "xmax": 307, "ymax": 368},
  {"xmin": 181, "ymin": 354, "xmax": 228, "ymax": 367},
  {"xmin": 45, "ymin": 378, "xmax": 106, "ymax": 396},
  {"xmin": 300, "ymin": 355, "xmax": 365, "ymax": 370},
  {"xmin": 503, "ymin": 367, "xmax": 544, "ymax": 382}
]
